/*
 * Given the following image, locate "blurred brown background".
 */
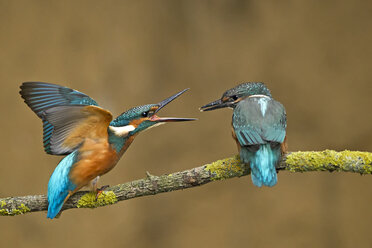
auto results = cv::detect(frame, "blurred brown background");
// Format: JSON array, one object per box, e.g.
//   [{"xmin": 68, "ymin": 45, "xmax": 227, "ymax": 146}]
[{"xmin": 1, "ymin": 1, "xmax": 371, "ymax": 247}]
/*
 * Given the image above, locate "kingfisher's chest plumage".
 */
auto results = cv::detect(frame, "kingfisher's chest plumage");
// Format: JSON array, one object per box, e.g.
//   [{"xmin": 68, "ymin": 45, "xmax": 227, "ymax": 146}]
[
  {"xmin": 69, "ymin": 137, "xmax": 119, "ymax": 186},
  {"xmin": 68, "ymin": 128, "xmax": 138, "ymax": 187}
]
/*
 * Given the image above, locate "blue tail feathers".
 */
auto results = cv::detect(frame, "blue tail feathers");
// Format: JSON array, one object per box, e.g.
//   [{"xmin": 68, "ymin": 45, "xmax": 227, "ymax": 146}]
[
  {"xmin": 240, "ymin": 143, "xmax": 280, "ymax": 187},
  {"xmin": 47, "ymin": 151, "xmax": 78, "ymax": 219}
]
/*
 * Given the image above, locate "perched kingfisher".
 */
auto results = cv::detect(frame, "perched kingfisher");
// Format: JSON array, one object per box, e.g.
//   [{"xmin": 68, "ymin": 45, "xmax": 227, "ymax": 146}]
[
  {"xmin": 200, "ymin": 82, "xmax": 287, "ymax": 187},
  {"xmin": 20, "ymin": 82, "xmax": 196, "ymax": 219}
]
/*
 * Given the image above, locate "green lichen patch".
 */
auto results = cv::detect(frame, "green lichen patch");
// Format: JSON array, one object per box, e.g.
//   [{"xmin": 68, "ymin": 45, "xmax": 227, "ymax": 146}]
[
  {"xmin": 1, "ymin": 201, "xmax": 6, "ymax": 208},
  {"xmin": 205, "ymin": 155, "xmax": 247, "ymax": 181},
  {"xmin": 286, "ymin": 150, "xmax": 372, "ymax": 174},
  {"xmin": 0, "ymin": 203, "xmax": 30, "ymax": 216},
  {"xmin": 77, "ymin": 191, "xmax": 118, "ymax": 209}
]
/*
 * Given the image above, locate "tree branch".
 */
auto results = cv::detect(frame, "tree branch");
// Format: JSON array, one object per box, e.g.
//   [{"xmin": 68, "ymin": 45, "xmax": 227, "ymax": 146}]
[{"xmin": 1, "ymin": 150, "xmax": 371, "ymax": 217}]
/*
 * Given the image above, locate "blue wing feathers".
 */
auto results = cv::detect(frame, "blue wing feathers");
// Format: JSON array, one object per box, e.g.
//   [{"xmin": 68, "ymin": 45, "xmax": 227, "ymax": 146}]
[
  {"xmin": 20, "ymin": 82, "xmax": 98, "ymax": 116},
  {"xmin": 236, "ymin": 129, "xmax": 265, "ymax": 146},
  {"xmin": 19, "ymin": 82, "xmax": 99, "ymax": 155},
  {"xmin": 263, "ymin": 128, "xmax": 286, "ymax": 143},
  {"xmin": 43, "ymin": 122, "xmax": 54, "ymax": 153}
]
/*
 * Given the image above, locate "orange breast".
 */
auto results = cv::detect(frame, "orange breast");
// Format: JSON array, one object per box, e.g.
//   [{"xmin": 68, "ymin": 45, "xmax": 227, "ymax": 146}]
[{"xmin": 69, "ymin": 138, "xmax": 118, "ymax": 188}]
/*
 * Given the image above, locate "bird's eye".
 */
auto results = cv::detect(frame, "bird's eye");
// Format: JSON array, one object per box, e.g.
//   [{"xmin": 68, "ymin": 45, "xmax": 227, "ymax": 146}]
[{"xmin": 230, "ymin": 95, "xmax": 238, "ymax": 101}]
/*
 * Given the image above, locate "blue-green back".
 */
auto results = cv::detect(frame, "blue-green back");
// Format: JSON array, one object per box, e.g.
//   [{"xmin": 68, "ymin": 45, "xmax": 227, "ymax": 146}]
[{"xmin": 233, "ymin": 97, "xmax": 286, "ymax": 146}]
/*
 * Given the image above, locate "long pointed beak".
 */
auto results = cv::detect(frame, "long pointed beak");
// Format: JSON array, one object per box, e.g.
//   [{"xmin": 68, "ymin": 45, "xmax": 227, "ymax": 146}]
[
  {"xmin": 150, "ymin": 116, "xmax": 197, "ymax": 122},
  {"xmin": 151, "ymin": 88, "xmax": 197, "ymax": 122},
  {"xmin": 155, "ymin": 88, "xmax": 189, "ymax": 113},
  {"xmin": 200, "ymin": 99, "xmax": 229, "ymax": 111}
]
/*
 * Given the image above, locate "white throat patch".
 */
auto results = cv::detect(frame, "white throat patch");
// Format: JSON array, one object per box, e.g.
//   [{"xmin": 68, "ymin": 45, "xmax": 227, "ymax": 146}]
[{"xmin": 109, "ymin": 125, "xmax": 135, "ymax": 137}]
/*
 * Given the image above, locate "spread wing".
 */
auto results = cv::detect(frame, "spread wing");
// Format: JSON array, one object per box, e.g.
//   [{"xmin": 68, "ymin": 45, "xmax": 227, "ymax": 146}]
[
  {"xmin": 41, "ymin": 105, "xmax": 113, "ymax": 155},
  {"xmin": 232, "ymin": 97, "xmax": 286, "ymax": 146},
  {"xmin": 19, "ymin": 82, "xmax": 108, "ymax": 155},
  {"xmin": 20, "ymin": 82, "xmax": 99, "ymax": 115}
]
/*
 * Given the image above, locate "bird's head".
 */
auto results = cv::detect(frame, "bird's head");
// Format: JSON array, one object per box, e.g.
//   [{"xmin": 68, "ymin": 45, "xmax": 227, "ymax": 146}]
[
  {"xmin": 200, "ymin": 82, "xmax": 272, "ymax": 111},
  {"xmin": 110, "ymin": 89, "xmax": 196, "ymax": 136}
]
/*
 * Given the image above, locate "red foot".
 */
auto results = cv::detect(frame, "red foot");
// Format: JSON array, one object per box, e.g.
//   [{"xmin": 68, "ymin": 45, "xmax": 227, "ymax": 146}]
[{"xmin": 95, "ymin": 185, "xmax": 110, "ymax": 200}]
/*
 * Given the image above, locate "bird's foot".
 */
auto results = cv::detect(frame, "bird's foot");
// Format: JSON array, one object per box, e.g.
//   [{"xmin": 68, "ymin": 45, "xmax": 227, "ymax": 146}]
[{"xmin": 95, "ymin": 185, "xmax": 110, "ymax": 200}]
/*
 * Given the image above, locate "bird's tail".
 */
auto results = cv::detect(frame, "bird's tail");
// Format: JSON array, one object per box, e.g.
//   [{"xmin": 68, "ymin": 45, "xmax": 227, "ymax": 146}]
[
  {"xmin": 47, "ymin": 152, "xmax": 78, "ymax": 219},
  {"xmin": 47, "ymin": 184, "xmax": 69, "ymax": 219},
  {"xmin": 240, "ymin": 143, "xmax": 280, "ymax": 187}
]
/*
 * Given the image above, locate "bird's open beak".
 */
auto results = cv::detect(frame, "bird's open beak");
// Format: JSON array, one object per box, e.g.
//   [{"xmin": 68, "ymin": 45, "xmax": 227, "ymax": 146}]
[
  {"xmin": 151, "ymin": 89, "xmax": 197, "ymax": 122},
  {"xmin": 200, "ymin": 99, "xmax": 229, "ymax": 111}
]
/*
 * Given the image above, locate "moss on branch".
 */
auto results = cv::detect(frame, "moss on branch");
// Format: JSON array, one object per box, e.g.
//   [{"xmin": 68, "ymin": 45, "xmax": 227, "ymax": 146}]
[
  {"xmin": 0, "ymin": 150, "xmax": 371, "ymax": 217},
  {"xmin": 285, "ymin": 150, "xmax": 372, "ymax": 173}
]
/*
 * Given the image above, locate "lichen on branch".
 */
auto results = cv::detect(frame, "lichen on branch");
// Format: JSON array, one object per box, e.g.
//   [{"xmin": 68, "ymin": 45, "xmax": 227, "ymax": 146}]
[
  {"xmin": 0, "ymin": 150, "xmax": 371, "ymax": 217},
  {"xmin": 284, "ymin": 150, "xmax": 372, "ymax": 173}
]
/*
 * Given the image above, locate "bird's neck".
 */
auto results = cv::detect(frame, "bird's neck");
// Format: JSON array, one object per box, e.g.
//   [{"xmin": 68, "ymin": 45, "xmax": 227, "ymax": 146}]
[
  {"xmin": 107, "ymin": 128, "xmax": 137, "ymax": 156},
  {"xmin": 247, "ymin": 94, "xmax": 271, "ymax": 99}
]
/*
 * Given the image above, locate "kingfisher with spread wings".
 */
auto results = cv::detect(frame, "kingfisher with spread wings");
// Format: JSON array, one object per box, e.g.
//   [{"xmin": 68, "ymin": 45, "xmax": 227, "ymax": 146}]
[
  {"xmin": 200, "ymin": 82, "xmax": 287, "ymax": 187},
  {"xmin": 20, "ymin": 82, "xmax": 196, "ymax": 219}
]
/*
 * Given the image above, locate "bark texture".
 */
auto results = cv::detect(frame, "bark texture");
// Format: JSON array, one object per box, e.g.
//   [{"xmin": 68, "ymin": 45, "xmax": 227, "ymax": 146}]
[{"xmin": 1, "ymin": 150, "xmax": 371, "ymax": 217}]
